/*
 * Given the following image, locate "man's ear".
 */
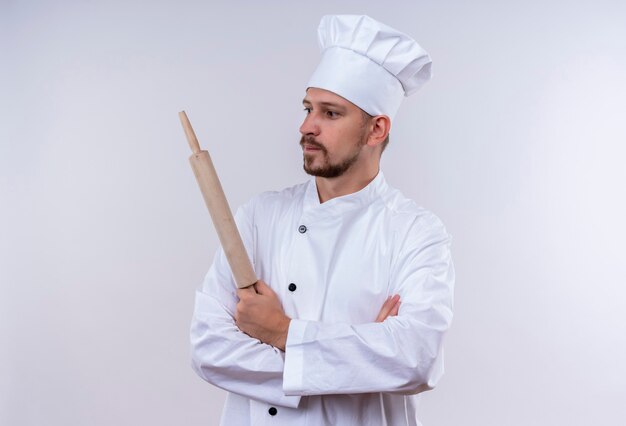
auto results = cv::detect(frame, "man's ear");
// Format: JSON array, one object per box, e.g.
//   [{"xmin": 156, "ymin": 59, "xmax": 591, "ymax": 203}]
[{"xmin": 366, "ymin": 115, "xmax": 391, "ymax": 148}]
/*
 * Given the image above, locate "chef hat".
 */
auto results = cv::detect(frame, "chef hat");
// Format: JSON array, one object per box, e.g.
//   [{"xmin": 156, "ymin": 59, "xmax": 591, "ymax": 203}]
[{"xmin": 307, "ymin": 15, "xmax": 432, "ymax": 121}]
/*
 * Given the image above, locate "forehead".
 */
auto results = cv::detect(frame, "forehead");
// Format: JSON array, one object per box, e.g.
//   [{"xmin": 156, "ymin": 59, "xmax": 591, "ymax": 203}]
[{"xmin": 303, "ymin": 87, "xmax": 357, "ymax": 110}]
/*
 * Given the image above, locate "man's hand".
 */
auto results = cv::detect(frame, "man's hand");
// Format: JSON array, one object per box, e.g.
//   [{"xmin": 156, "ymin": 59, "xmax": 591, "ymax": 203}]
[
  {"xmin": 375, "ymin": 294, "xmax": 401, "ymax": 322},
  {"xmin": 235, "ymin": 280, "xmax": 291, "ymax": 351}
]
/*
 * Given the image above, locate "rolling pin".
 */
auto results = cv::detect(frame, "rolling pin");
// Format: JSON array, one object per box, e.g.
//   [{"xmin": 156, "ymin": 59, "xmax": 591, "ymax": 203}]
[{"xmin": 179, "ymin": 111, "xmax": 257, "ymax": 289}]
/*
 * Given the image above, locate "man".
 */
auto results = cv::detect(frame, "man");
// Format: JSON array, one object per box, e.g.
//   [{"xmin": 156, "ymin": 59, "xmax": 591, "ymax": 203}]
[{"xmin": 190, "ymin": 14, "xmax": 454, "ymax": 426}]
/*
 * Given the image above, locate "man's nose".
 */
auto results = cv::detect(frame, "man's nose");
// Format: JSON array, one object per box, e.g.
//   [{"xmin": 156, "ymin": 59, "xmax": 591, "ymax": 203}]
[{"xmin": 299, "ymin": 113, "xmax": 319, "ymax": 136}]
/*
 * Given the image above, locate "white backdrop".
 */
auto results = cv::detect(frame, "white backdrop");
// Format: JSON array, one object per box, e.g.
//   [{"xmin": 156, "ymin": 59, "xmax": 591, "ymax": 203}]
[{"xmin": 2, "ymin": 1, "xmax": 626, "ymax": 425}]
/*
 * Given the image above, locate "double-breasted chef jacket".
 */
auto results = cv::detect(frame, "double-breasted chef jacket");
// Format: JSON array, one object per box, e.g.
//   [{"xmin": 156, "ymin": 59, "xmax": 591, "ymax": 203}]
[{"xmin": 190, "ymin": 170, "xmax": 455, "ymax": 425}]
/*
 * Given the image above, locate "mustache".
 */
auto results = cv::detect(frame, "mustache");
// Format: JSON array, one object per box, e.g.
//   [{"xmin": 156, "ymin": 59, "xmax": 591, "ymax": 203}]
[{"xmin": 299, "ymin": 135, "xmax": 327, "ymax": 153}]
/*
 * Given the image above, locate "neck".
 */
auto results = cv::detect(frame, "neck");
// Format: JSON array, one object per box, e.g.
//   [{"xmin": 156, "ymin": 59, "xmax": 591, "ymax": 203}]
[{"xmin": 315, "ymin": 162, "xmax": 380, "ymax": 203}]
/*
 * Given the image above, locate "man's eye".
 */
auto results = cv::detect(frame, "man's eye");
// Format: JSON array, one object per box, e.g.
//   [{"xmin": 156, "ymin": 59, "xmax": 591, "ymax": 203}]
[
  {"xmin": 326, "ymin": 111, "xmax": 339, "ymax": 118},
  {"xmin": 303, "ymin": 107, "xmax": 311, "ymax": 114}
]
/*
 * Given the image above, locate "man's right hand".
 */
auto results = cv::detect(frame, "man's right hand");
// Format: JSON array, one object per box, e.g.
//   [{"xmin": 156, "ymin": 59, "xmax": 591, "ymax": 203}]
[
  {"xmin": 235, "ymin": 281, "xmax": 291, "ymax": 351},
  {"xmin": 375, "ymin": 294, "xmax": 401, "ymax": 322}
]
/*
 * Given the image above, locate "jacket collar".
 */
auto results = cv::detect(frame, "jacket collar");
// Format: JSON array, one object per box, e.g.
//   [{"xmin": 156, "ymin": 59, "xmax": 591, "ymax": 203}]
[{"xmin": 302, "ymin": 170, "xmax": 387, "ymax": 217}]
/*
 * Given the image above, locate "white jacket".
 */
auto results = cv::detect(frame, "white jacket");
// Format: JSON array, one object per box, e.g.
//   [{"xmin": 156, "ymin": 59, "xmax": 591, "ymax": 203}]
[{"xmin": 190, "ymin": 171, "xmax": 455, "ymax": 425}]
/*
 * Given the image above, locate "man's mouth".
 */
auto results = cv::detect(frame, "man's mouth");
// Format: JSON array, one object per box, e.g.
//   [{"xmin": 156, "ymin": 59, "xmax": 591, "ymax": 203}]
[
  {"xmin": 300, "ymin": 137, "xmax": 325, "ymax": 153},
  {"xmin": 303, "ymin": 143, "xmax": 322, "ymax": 152}
]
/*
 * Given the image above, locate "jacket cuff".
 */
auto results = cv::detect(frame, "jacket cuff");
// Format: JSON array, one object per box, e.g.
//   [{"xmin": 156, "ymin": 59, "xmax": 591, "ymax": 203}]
[{"xmin": 282, "ymin": 319, "xmax": 308, "ymax": 395}]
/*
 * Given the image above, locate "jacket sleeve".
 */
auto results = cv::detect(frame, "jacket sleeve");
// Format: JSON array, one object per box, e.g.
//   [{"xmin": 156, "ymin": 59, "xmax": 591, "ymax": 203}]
[
  {"xmin": 190, "ymin": 200, "xmax": 301, "ymax": 408},
  {"xmin": 282, "ymin": 213, "xmax": 455, "ymax": 396}
]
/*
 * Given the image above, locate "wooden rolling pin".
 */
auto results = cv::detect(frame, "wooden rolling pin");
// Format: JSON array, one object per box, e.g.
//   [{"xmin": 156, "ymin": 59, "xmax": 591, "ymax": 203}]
[{"xmin": 179, "ymin": 111, "xmax": 257, "ymax": 289}]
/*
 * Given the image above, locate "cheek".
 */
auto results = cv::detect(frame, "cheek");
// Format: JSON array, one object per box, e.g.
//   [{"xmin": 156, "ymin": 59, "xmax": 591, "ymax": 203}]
[
  {"xmin": 335, "ymin": 127, "xmax": 365, "ymax": 148},
  {"xmin": 323, "ymin": 120, "xmax": 363, "ymax": 153}
]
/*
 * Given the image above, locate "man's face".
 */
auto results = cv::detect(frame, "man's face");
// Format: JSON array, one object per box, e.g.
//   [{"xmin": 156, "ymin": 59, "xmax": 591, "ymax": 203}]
[{"xmin": 299, "ymin": 87, "xmax": 369, "ymax": 178}]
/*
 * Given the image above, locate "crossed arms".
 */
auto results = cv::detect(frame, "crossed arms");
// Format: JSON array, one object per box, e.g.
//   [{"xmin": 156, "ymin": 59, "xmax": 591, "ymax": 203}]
[{"xmin": 234, "ymin": 280, "xmax": 401, "ymax": 351}]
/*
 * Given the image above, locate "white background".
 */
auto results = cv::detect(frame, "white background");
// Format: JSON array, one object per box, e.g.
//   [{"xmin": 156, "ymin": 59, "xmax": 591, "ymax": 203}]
[{"xmin": 2, "ymin": 0, "xmax": 626, "ymax": 425}]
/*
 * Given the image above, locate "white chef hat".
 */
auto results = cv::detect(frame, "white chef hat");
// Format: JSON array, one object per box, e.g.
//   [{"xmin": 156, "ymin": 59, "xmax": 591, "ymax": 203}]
[{"xmin": 307, "ymin": 15, "xmax": 432, "ymax": 121}]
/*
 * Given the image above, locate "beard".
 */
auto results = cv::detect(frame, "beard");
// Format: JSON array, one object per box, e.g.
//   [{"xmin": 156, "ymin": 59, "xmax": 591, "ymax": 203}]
[{"xmin": 300, "ymin": 133, "xmax": 367, "ymax": 178}]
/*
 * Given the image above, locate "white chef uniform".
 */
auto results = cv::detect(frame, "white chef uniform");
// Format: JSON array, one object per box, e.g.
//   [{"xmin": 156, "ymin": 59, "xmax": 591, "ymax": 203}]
[{"xmin": 190, "ymin": 170, "xmax": 454, "ymax": 425}]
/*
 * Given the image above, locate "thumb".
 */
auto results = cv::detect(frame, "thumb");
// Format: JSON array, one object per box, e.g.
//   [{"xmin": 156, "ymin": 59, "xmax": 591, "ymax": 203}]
[
  {"xmin": 237, "ymin": 285, "xmax": 257, "ymax": 299},
  {"xmin": 254, "ymin": 280, "xmax": 274, "ymax": 296}
]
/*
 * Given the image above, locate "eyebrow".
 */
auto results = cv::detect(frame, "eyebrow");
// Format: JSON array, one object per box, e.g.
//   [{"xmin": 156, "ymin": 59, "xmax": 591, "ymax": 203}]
[{"xmin": 302, "ymin": 99, "xmax": 348, "ymax": 113}]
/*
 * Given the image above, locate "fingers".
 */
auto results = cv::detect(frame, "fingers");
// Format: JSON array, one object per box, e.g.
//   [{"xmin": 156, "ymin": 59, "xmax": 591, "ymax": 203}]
[
  {"xmin": 389, "ymin": 299, "xmax": 401, "ymax": 317},
  {"xmin": 253, "ymin": 280, "xmax": 274, "ymax": 296},
  {"xmin": 237, "ymin": 280, "xmax": 276, "ymax": 302},
  {"xmin": 237, "ymin": 284, "xmax": 257, "ymax": 299},
  {"xmin": 375, "ymin": 294, "xmax": 401, "ymax": 322}
]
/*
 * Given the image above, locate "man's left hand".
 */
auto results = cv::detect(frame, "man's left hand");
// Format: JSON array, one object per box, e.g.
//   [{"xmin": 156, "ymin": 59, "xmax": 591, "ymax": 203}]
[{"xmin": 235, "ymin": 280, "xmax": 291, "ymax": 351}]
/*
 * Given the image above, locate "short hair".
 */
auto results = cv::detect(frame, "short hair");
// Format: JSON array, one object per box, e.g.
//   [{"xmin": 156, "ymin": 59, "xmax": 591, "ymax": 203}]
[{"xmin": 361, "ymin": 110, "xmax": 390, "ymax": 154}]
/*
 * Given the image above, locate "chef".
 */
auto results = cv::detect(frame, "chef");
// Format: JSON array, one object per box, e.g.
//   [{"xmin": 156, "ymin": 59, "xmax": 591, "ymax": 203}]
[{"xmin": 190, "ymin": 14, "xmax": 454, "ymax": 426}]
